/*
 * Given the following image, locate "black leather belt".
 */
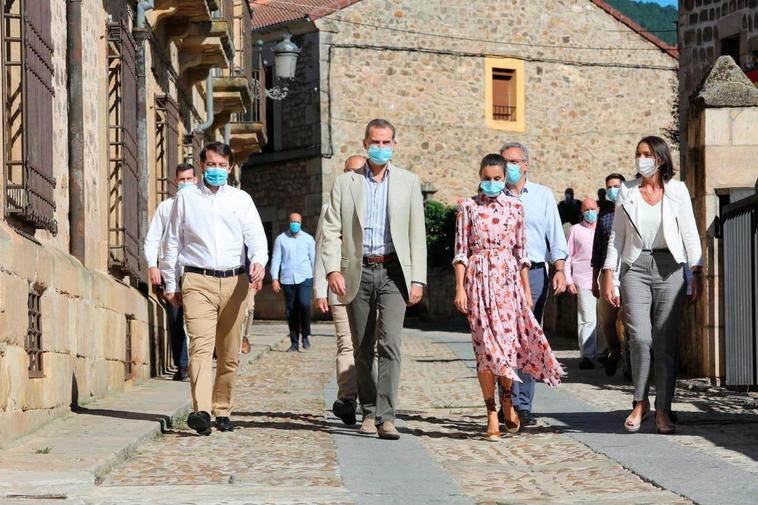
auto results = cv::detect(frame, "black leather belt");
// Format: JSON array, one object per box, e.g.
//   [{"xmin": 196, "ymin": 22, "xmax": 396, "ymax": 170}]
[
  {"xmin": 529, "ymin": 262, "xmax": 546, "ymax": 270},
  {"xmin": 642, "ymin": 249, "xmax": 669, "ymax": 253},
  {"xmin": 185, "ymin": 266, "xmax": 246, "ymax": 278}
]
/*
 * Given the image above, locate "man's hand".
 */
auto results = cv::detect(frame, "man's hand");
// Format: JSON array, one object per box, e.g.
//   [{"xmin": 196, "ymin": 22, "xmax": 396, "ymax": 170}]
[
  {"xmin": 271, "ymin": 279, "xmax": 281, "ymax": 294},
  {"xmin": 328, "ymin": 272, "xmax": 346, "ymax": 297},
  {"xmin": 249, "ymin": 280, "xmax": 262, "ymax": 293},
  {"xmin": 249, "ymin": 262, "xmax": 265, "ymax": 283},
  {"xmin": 407, "ymin": 283, "xmax": 424, "ymax": 306},
  {"xmin": 454, "ymin": 286, "xmax": 467, "ymax": 314},
  {"xmin": 148, "ymin": 267, "xmax": 162, "ymax": 286},
  {"xmin": 164, "ymin": 292, "xmax": 182, "ymax": 307},
  {"xmin": 316, "ymin": 298, "xmax": 330, "ymax": 313},
  {"xmin": 567, "ymin": 283, "xmax": 577, "ymax": 295},
  {"xmin": 552, "ymin": 271, "xmax": 567, "ymax": 295}
]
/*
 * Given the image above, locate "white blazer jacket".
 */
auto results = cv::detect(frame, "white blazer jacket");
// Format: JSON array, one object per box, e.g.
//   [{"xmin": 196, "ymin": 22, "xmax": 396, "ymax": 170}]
[{"xmin": 603, "ymin": 178, "xmax": 703, "ymax": 271}]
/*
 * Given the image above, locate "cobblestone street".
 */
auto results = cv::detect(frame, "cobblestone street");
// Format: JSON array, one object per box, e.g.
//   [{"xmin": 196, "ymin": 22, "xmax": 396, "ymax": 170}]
[{"xmin": 27, "ymin": 321, "xmax": 745, "ymax": 504}]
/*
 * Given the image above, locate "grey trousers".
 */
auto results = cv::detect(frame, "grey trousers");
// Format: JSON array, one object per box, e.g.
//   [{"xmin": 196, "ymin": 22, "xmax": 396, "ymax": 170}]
[
  {"xmin": 347, "ymin": 260, "xmax": 407, "ymax": 424},
  {"xmin": 620, "ymin": 250, "xmax": 685, "ymax": 412}
]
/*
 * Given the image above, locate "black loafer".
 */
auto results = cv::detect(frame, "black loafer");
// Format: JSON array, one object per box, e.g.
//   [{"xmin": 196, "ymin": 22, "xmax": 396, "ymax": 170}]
[
  {"xmin": 517, "ymin": 409, "xmax": 536, "ymax": 426},
  {"xmin": 216, "ymin": 416, "xmax": 234, "ymax": 432},
  {"xmin": 604, "ymin": 354, "xmax": 620, "ymax": 377},
  {"xmin": 302, "ymin": 337, "xmax": 311, "ymax": 350},
  {"xmin": 578, "ymin": 357, "xmax": 594, "ymax": 370},
  {"xmin": 332, "ymin": 398, "xmax": 357, "ymax": 425},
  {"xmin": 286, "ymin": 344, "xmax": 299, "ymax": 352},
  {"xmin": 187, "ymin": 411, "xmax": 212, "ymax": 435}
]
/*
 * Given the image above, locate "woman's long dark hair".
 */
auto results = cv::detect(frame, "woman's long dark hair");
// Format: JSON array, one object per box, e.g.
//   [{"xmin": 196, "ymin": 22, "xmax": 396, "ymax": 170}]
[
  {"xmin": 636, "ymin": 136, "xmax": 675, "ymax": 182},
  {"xmin": 477, "ymin": 153, "xmax": 507, "ymax": 193}
]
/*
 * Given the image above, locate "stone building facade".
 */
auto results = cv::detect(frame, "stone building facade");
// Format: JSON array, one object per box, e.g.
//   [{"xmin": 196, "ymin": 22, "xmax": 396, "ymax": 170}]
[
  {"xmin": 0, "ymin": 0, "xmax": 265, "ymax": 445},
  {"xmin": 678, "ymin": 0, "xmax": 758, "ymax": 175},
  {"xmin": 247, "ymin": 0, "xmax": 678, "ymax": 319}
]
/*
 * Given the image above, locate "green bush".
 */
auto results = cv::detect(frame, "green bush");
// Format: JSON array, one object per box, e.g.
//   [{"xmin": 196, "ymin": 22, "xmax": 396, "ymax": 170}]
[{"xmin": 424, "ymin": 200, "xmax": 458, "ymax": 268}]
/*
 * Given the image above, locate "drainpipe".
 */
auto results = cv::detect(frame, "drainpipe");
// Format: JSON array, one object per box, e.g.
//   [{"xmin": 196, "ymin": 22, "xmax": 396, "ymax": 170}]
[
  {"xmin": 223, "ymin": 122, "xmax": 231, "ymax": 144},
  {"xmin": 67, "ymin": 0, "xmax": 85, "ymax": 264},
  {"xmin": 134, "ymin": 1, "xmax": 154, "ymax": 289},
  {"xmin": 195, "ymin": 73, "xmax": 215, "ymax": 134}
]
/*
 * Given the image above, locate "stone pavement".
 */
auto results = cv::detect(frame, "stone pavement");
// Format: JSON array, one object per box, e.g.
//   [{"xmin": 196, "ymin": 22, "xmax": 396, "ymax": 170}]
[{"xmin": 3, "ymin": 322, "xmax": 758, "ymax": 504}]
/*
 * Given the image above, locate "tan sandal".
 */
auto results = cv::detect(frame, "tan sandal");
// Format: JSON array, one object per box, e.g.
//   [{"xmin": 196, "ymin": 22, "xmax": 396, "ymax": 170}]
[{"xmin": 483, "ymin": 398, "xmax": 501, "ymax": 442}]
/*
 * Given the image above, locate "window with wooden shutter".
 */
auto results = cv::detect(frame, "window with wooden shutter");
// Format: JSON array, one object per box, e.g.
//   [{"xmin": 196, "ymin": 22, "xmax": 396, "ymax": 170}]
[
  {"xmin": 2, "ymin": 0, "xmax": 57, "ymax": 234},
  {"xmin": 107, "ymin": 19, "xmax": 140, "ymax": 280},
  {"xmin": 155, "ymin": 95, "xmax": 180, "ymax": 203},
  {"xmin": 485, "ymin": 57, "xmax": 525, "ymax": 133},
  {"xmin": 183, "ymin": 132, "xmax": 205, "ymax": 173}
]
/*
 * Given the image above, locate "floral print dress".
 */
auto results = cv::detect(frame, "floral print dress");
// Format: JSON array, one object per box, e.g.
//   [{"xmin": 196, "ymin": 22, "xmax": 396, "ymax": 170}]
[{"xmin": 453, "ymin": 193, "xmax": 564, "ymax": 386}]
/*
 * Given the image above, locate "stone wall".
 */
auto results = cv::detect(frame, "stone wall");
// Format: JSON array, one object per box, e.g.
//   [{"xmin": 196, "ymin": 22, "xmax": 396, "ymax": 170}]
[
  {"xmin": 316, "ymin": 0, "xmax": 679, "ymax": 206},
  {"xmin": 678, "ymin": 0, "xmax": 758, "ymax": 176}
]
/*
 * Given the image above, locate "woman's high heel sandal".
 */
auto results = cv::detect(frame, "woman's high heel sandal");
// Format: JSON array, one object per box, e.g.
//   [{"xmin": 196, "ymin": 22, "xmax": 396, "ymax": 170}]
[
  {"xmin": 624, "ymin": 401, "xmax": 649, "ymax": 433},
  {"xmin": 500, "ymin": 389, "xmax": 521, "ymax": 434},
  {"xmin": 484, "ymin": 398, "xmax": 501, "ymax": 442}
]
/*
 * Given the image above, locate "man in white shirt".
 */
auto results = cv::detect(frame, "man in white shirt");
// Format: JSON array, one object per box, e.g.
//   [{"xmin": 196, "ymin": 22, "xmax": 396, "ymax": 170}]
[
  {"xmin": 160, "ymin": 142, "xmax": 268, "ymax": 436},
  {"xmin": 271, "ymin": 212, "xmax": 316, "ymax": 352},
  {"xmin": 143, "ymin": 163, "xmax": 196, "ymax": 381}
]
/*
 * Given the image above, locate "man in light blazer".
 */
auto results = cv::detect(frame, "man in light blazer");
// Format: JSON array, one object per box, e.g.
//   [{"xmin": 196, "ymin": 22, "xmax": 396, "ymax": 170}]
[{"xmin": 321, "ymin": 119, "xmax": 427, "ymax": 440}]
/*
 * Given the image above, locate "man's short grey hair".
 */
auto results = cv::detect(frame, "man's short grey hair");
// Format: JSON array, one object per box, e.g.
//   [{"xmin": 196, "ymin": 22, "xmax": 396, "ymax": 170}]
[{"xmin": 499, "ymin": 142, "xmax": 530, "ymax": 162}]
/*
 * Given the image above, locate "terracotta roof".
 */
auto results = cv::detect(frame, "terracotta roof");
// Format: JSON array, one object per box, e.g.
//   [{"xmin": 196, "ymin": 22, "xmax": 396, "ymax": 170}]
[
  {"xmin": 250, "ymin": 0, "xmax": 363, "ymax": 30},
  {"xmin": 590, "ymin": 0, "xmax": 678, "ymax": 60},
  {"xmin": 250, "ymin": 0, "xmax": 678, "ymax": 60}
]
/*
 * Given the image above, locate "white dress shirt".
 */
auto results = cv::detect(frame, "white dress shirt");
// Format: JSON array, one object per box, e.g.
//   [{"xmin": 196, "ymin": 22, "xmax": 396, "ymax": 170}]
[
  {"xmin": 144, "ymin": 197, "xmax": 175, "ymax": 268},
  {"xmin": 160, "ymin": 182, "xmax": 269, "ymax": 293}
]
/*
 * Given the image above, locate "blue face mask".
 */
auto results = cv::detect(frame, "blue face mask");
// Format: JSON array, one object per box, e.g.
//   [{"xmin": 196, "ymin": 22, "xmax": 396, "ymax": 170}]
[
  {"xmin": 505, "ymin": 163, "xmax": 523, "ymax": 185},
  {"xmin": 367, "ymin": 145, "xmax": 393, "ymax": 165},
  {"xmin": 583, "ymin": 210, "xmax": 598, "ymax": 224},
  {"xmin": 606, "ymin": 186, "xmax": 619, "ymax": 202},
  {"xmin": 289, "ymin": 222, "xmax": 301, "ymax": 234},
  {"xmin": 204, "ymin": 167, "xmax": 229, "ymax": 187},
  {"xmin": 480, "ymin": 180, "xmax": 505, "ymax": 197},
  {"xmin": 177, "ymin": 181, "xmax": 194, "ymax": 192}
]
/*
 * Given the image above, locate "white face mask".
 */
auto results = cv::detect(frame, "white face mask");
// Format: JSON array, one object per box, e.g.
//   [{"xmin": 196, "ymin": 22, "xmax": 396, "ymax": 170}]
[{"xmin": 636, "ymin": 157, "xmax": 658, "ymax": 177}]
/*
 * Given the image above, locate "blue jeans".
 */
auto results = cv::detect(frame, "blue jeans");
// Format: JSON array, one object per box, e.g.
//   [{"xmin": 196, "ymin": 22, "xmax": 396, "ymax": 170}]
[
  {"xmin": 282, "ymin": 278, "xmax": 313, "ymax": 346},
  {"xmin": 510, "ymin": 265, "xmax": 549, "ymax": 413},
  {"xmin": 166, "ymin": 302, "xmax": 188, "ymax": 369}
]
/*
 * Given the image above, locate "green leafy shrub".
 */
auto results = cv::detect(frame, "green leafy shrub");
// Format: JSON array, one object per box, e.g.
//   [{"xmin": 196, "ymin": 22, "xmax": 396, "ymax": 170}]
[{"xmin": 424, "ymin": 200, "xmax": 458, "ymax": 268}]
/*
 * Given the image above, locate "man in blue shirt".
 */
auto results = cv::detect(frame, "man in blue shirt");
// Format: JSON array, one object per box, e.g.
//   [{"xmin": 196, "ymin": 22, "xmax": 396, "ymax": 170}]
[
  {"xmin": 500, "ymin": 141, "xmax": 569, "ymax": 426},
  {"xmin": 271, "ymin": 212, "xmax": 316, "ymax": 352}
]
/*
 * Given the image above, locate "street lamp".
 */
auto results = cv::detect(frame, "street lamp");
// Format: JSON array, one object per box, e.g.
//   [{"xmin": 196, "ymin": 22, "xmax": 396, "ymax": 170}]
[{"xmin": 264, "ymin": 34, "xmax": 301, "ymax": 101}]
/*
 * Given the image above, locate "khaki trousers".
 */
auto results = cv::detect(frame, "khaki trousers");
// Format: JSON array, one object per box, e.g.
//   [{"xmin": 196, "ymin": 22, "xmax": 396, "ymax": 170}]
[
  {"xmin": 332, "ymin": 304, "xmax": 357, "ymax": 401},
  {"xmin": 182, "ymin": 272, "xmax": 248, "ymax": 416}
]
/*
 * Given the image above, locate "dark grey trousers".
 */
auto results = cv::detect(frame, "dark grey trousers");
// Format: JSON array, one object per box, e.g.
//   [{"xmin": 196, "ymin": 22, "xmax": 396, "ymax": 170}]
[
  {"xmin": 620, "ymin": 250, "xmax": 686, "ymax": 413},
  {"xmin": 347, "ymin": 260, "xmax": 407, "ymax": 424}
]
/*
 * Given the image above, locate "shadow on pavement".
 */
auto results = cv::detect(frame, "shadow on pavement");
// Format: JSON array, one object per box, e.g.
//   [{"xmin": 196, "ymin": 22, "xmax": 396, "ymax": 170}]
[{"xmin": 72, "ymin": 407, "xmax": 175, "ymax": 433}]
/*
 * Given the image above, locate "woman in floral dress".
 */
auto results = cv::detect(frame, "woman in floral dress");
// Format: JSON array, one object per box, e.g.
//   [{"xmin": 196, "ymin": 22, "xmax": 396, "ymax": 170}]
[{"xmin": 453, "ymin": 154, "xmax": 564, "ymax": 441}]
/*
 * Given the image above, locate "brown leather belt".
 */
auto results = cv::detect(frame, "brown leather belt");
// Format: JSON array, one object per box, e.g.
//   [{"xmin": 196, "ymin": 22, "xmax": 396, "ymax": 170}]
[{"xmin": 363, "ymin": 252, "xmax": 397, "ymax": 265}]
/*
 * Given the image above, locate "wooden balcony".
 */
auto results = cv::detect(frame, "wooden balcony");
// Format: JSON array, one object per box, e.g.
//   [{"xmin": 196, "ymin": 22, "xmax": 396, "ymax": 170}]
[
  {"xmin": 154, "ymin": 0, "xmax": 218, "ymax": 24},
  {"xmin": 229, "ymin": 121, "xmax": 267, "ymax": 162},
  {"xmin": 211, "ymin": 76, "xmax": 253, "ymax": 127},
  {"xmin": 177, "ymin": 19, "xmax": 234, "ymax": 85}
]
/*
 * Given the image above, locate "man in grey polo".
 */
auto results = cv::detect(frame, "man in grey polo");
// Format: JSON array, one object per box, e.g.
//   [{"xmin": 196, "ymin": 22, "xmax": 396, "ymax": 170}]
[{"xmin": 321, "ymin": 118, "xmax": 427, "ymax": 440}]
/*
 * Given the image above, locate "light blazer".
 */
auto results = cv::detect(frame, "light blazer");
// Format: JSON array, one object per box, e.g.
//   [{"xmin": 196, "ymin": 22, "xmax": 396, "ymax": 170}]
[
  {"xmin": 320, "ymin": 163, "xmax": 427, "ymax": 305},
  {"xmin": 313, "ymin": 204, "xmax": 342, "ymax": 305},
  {"xmin": 603, "ymin": 178, "xmax": 703, "ymax": 271}
]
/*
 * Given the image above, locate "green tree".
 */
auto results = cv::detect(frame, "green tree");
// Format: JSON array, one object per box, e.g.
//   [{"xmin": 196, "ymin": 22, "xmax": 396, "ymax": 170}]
[
  {"xmin": 604, "ymin": 0, "xmax": 678, "ymax": 46},
  {"xmin": 424, "ymin": 200, "xmax": 458, "ymax": 268}
]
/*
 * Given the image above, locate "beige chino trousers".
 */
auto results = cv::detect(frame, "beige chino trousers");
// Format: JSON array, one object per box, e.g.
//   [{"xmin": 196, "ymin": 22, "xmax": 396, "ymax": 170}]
[
  {"xmin": 332, "ymin": 304, "xmax": 357, "ymax": 401},
  {"xmin": 182, "ymin": 272, "xmax": 248, "ymax": 416}
]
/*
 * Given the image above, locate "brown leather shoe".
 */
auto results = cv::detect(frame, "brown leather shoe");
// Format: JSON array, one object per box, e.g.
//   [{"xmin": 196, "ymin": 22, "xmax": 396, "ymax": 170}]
[
  {"xmin": 377, "ymin": 421, "xmax": 400, "ymax": 440},
  {"xmin": 240, "ymin": 336, "xmax": 251, "ymax": 354},
  {"xmin": 359, "ymin": 416, "xmax": 377, "ymax": 434}
]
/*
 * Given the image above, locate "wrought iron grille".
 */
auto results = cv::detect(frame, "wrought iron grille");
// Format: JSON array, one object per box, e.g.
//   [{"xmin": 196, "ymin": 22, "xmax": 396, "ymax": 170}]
[
  {"xmin": 107, "ymin": 20, "xmax": 140, "ymax": 280},
  {"xmin": 27, "ymin": 287, "xmax": 43, "ymax": 378},
  {"xmin": 2, "ymin": 0, "xmax": 57, "ymax": 234},
  {"xmin": 493, "ymin": 105, "xmax": 516, "ymax": 122},
  {"xmin": 723, "ymin": 194, "xmax": 758, "ymax": 386},
  {"xmin": 155, "ymin": 95, "xmax": 180, "ymax": 202},
  {"xmin": 124, "ymin": 315, "xmax": 134, "ymax": 380},
  {"xmin": 183, "ymin": 132, "xmax": 205, "ymax": 172}
]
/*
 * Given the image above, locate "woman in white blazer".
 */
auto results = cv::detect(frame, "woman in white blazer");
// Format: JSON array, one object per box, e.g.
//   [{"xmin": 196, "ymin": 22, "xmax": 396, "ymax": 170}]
[{"xmin": 601, "ymin": 136, "xmax": 703, "ymax": 435}]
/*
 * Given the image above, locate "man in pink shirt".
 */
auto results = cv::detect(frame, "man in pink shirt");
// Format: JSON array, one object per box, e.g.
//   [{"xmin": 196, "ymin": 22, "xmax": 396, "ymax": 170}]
[{"xmin": 566, "ymin": 198, "xmax": 604, "ymax": 369}]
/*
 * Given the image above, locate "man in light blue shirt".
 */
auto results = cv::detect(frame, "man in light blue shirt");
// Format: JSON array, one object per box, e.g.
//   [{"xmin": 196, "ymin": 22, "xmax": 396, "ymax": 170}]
[
  {"xmin": 271, "ymin": 212, "xmax": 316, "ymax": 352},
  {"xmin": 501, "ymin": 141, "xmax": 568, "ymax": 426}
]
